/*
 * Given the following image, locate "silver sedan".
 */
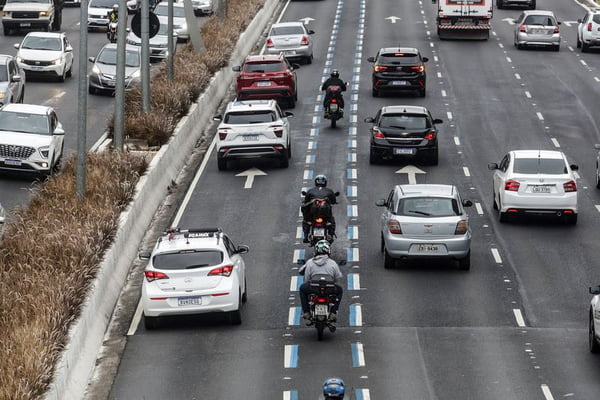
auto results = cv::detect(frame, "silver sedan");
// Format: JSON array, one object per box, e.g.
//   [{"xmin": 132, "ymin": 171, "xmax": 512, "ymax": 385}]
[
  {"xmin": 376, "ymin": 184, "xmax": 473, "ymax": 270},
  {"xmin": 514, "ymin": 10, "xmax": 561, "ymax": 51},
  {"xmin": 154, "ymin": 2, "xmax": 190, "ymax": 42},
  {"xmin": 264, "ymin": 21, "xmax": 314, "ymax": 64}
]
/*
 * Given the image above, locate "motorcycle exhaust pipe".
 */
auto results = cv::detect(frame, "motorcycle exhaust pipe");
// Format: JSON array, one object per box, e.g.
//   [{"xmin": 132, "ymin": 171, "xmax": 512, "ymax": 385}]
[{"xmin": 556, "ymin": 211, "xmax": 562, "ymax": 217}]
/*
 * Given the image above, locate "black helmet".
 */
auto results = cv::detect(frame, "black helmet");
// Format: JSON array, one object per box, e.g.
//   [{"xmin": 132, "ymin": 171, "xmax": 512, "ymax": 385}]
[
  {"xmin": 330, "ymin": 69, "xmax": 339, "ymax": 78},
  {"xmin": 314, "ymin": 174, "xmax": 327, "ymax": 187}
]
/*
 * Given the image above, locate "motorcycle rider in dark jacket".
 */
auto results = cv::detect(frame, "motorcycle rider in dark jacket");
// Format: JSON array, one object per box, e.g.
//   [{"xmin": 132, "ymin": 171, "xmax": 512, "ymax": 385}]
[
  {"xmin": 301, "ymin": 174, "xmax": 337, "ymax": 243},
  {"xmin": 321, "ymin": 69, "xmax": 347, "ymax": 111}
]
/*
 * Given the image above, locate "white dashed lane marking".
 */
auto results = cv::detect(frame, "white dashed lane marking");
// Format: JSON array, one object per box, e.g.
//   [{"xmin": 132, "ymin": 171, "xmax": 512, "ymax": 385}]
[
  {"xmin": 536, "ymin": 112, "xmax": 544, "ymax": 121},
  {"xmin": 454, "ymin": 136, "xmax": 460, "ymax": 145},
  {"xmin": 595, "ymin": 77, "xmax": 600, "ymax": 82},
  {"xmin": 595, "ymin": 205, "xmax": 600, "ymax": 213},
  {"xmin": 581, "ymin": 59, "xmax": 588, "ymax": 66},
  {"xmin": 441, "ymin": 89, "xmax": 447, "ymax": 97},
  {"xmin": 491, "ymin": 248, "xmax": 502, "ymax": 264},
  {"xmin": 446, "ymin": 111, "xmax": 453, "ymax": 120},
  {"xmin": 513, "ymin": 309, "xmax": 526, "ymax": 327},
  {"xmin": 515, "ymin": 73, "xmax": 521, "ymax": 80},
  {"xmin": 525, "ymin": 91, "xmax": 532, "ymax": 98},
  {"xmin": 475, "ymin": 202, "xmax": 484, "ymax": 216},
  {"xmin": 463, "ymin": 167, "xmax": 471, "ymax": 177},
  {"xmin": 541, "ymin": 384, "xmax": 555, "ymax": 400},
  {"xmin": 506, "ymin": 57, "xmax": 512, "ymax": 63},
  {"xmin": 551, "ymin": 138, "xmax": 560, "ymax": 148}
]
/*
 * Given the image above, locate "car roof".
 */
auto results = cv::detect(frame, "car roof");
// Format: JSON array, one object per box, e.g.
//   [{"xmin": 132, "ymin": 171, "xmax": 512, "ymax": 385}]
[
  {"xmin": 510, "ymin": 150, "xmax": 565, "ymax": 160},
  {"xmin": 395, "ymin": 184, "xmax": 457, "ymax": 198},
  {"xmin": 522, "ymin": 10, "xmax": 556, "ymax": 17},
  {"xmin": 244, "ymin": 54, "xmax": 285, "ymax": 62},
  {"xmin": 271, "ymin": 21, "xmax": 306, "ymax": 28},
  {"xmin": 153, "ymin": 228, "xmax": 226, "ymax": 253},
  {"xmin": 0, "ymin": 103, "xmax": 52, "ymax": 115},
  {"xmin": 380, "ymin": 105, "xmax": 428, "ymax": 114},
  {"xmin": 24, "ymin": 32, "xmax": 63, "ymax": 39},
  {"xmin": 0, "ymin": 54, "xmax": 12, "ymax": 64},
  {"xmin": 379, "ymin": 47, "xmax": 420, "ymax": 54},
  {"xmin": 100, "ymin": 43, "xmax": 140, "ymax": 52},
  {"xmin": 225, "ymin": 99, "xmax": 278, "ymax": 112}
]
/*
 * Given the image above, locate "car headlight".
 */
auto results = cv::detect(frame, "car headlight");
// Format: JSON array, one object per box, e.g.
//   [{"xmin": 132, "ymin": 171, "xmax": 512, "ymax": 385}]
[
  {"xmin": 91, "ymin": 65, "xmax": 101, "ymax": 75},
  {"xmin": 2, "ymin": 11, "xmax": 9, "ymax": 17},
  {"xmin": 39, "ymin": 11, "xmax": 49, "ymax": 17},
  {"xmin": 51, "ymin": 57, "xmax": 62, "ymax": 65},
  {"xmin": 39, "ymin": 146, "xmax": 50, "ymax": 159},
  {"xmin": 16, "ymin": 56, "xmax": 23, "ymax": 63},
  {"xmin": 130, "ymin": 69, "xmax": 141, "ymax": 79},
  {"xmin": 0, "ymin": 93, "xmax": 5, "ymax": 100},
  {"xmin": 127, "ymin": 38, "xmax": 138, "ymax": 45},
  {"xmin": 174, "ymin": 24, "xmax": 182, "ymax": 30}
]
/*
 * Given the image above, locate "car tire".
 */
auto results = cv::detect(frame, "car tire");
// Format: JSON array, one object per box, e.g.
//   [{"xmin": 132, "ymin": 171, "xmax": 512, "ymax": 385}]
[
  {"xmin": 496, "ymin": 0, "xmax": 503, "ymax": 9},
  {"xmin": 288, "ymin": 96, "xmax": 295, "ymax": 108},
  {"xmin": 380, "ymin": 234, "xmax": 385, "ymax": 253},
  {"xmin": 372, "ymin": 87, "xmax": 379, "ymax": 97},
  {"xmin": 369, "ymin": 147, "xmax": 380, "ymax": 164},
  {"xmin": 58, "ymin": 67, "xmax": 66, "ymax": 82},
  {"xmin": 498, "ymin": 199, "xmax": 508, "ymax": 223},
  {"xmin": 590, "ymin": 311, "xmax": 600, "ymax": 353},
  {"xmin": 458, "ymin": 252, "xmax": 471, "ymax": 271},
  {"xmin": 383, "ymin": 246, "xmax": 395, "ymax": 269},
  {"xmin": 287, "ymin": 142, "xmax": 292, "ymax": 159},
  {"xmin": 66, "ymin": 64, "xmax": 72, "ymax": 78},
  {"xmin": 88, "ymin": 85, "xmax": 96, "ymax": 95},
  {"xmin": 242, "ymin": 277, "xmax": 248, "ymax": 303},
  {"xmin": 3, "ymin": 26, "xmax": 9, "ymax": 36},
  {"xmin": 596, "ymin": 167, "xmax": 600, "ymax": 188},
  {"xmin": 144, "ymin": 314, "xmax": 159, "ymax": 330},
  {"xmin": 418, "ymin": 88, "xmax": 426, "ymax": 98},
  {"xmin": 229, "ymin": 291, "xmax": 242, "ymax": 325},
  {"xmin": 577, "ymin": 37, "xmax": 582, "ymax": 48},
  {"xmin": 565, "ymin": 214, "xmax": 577, "ymax": 225},
  {"xmin": 493, "ymin": 190, "xmax": 498, "ymax": 210},
  {"xmin": 530, "ymin": 0, "xmax": 536, "ymax": 9},
  {"xmin": 582, "ymin": 42, "xmax": 589, "ymax": 53},
  {"xmin": 19, "ymin": 88, "xmax": 24, "ymax": 103},
  {"xmin": 280, "ymin": 153, "xmax": 289, "ymax": 168},
  {"xmin": 306, "ymin": 54, "xmax": 313, "ymax": 64},
  {"xmin": 427, "ymin": 147, "xmax": 438, "ymax": 166},
  {"xmin": 217, "ymin": 156, "xmax": 227, "ymax": 171},
  {"xmin": 553, "ymin": 44, "xmax": 560, "ymax": 52}
]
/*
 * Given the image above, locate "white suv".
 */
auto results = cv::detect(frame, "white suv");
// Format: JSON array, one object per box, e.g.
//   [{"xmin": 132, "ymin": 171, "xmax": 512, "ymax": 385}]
[
  {"xmin": 0, "ymin": 103, "xmax": 64, "ymax": 176},
  {"xmin": 488, "ymin": 150, "xmax": 579, "ymax": 224},
  {"xmin": 590, "ymin": 286, "xmax": 600, "ymax": 353},
  {"xmin": 214, "ymin": 99, "xmax": 293, "ymax": 171},
  {"xmin": 577, "ymin": 10, "xmax": 600, "ymax": 52},
  {"xmin": 139, "ymin": 228, "xmax": 249, "ymax": 329}
]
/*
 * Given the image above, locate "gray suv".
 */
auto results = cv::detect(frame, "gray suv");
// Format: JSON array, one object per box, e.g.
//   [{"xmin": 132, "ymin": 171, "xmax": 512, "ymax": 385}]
[{"xmin": 0, "ymin": 55, "xmax": 24, "ymax": 105}]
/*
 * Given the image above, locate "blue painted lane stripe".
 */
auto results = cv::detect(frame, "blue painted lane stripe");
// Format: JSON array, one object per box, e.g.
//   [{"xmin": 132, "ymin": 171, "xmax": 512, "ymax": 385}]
[
  {"xmin": 349, "ymin": 304, "xmax": 362, "ymax": 326},
  {"xmin": 347, "ymin": 273, "xmax": 360, "ymax": 290},
  {"xmin": 347, "ymin": 205, "xmax": 358, "ymax": 217},
  {"xmin": 347, "ymin": 225, "xmax": 358, "ymax": 240},
  {"xmin": 284, "ymin": 344, "xmax": 299, "ymax": 368},
  {"xmin": 310, "ymin": 128, "xmax": 319, "ymax": 137},
  {"xmin": 282, "ymin": 390, "xmax": 298, "ymax": 400},
  {"xmin": 355, "ymin": 388, "xmax": 370, "ymax": 400},
  {"xmin": 351, "ymin": 342, "xmax": 366, "ymax": 367},
  {"xmin": 288, "ymin": 306, "xmax": 301, "ymax": 326},
  {"xmin": 347, "ymin": 247, "xmax": 359, "ymax": 262}
]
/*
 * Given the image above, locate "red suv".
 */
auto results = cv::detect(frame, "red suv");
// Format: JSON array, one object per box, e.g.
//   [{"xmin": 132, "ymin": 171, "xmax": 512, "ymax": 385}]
[{"xmin": 232, "ymin": 54, "xmax": 299, "ymax": 108}]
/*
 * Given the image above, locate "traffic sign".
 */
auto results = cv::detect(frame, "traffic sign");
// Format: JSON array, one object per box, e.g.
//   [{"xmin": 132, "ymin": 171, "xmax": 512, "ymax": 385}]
[{"xmin": 131, "ymin": 11, "xmax": 160, "ymax": 39}]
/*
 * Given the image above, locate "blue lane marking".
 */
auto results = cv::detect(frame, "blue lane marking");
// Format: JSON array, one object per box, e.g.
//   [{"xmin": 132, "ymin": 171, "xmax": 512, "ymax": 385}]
[
  {"xmin": 351, "ymin": 342, "xmax": 361, "ymax": 367},
  {"xmin": 355, "ymin": 388, "xmax": 369, "ymax": 400},
  {"xmin": 347, "ymin": 247, "xmax": 357, "ymax": 262},
  {"xmin": 304, "ymin": 170, "xmax": 313, "ymax": 180},
  {"xmin": 347, "ymin": 153, "xmax": 354, "ymax": 162},
  {"xmin": 347, "ymin": 274, "xmax": 354, "ymax": 290},
  {"xmin": 297, "ymin": 275, "xmax": 304, "ymax": 289},
  {"xmin": 291, "ymin": 307, "xmax": 301, "ymax": 325},
  {"xmin": 306, "ymin": 155, "xmax": 316, "ymax": 164},
  {"xmin": 310, "ymin": 128, "xmax": 320, "ymax": 137},
  {"xmin": 290, "ymin": 344, "xmax": 299, "ymax": 368}
]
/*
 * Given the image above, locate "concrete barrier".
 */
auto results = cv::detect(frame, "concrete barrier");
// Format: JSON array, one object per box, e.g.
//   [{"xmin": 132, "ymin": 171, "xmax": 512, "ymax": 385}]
[{"xmin": 44, "ymin": 0, "xmax": 280, "ymax": 398}]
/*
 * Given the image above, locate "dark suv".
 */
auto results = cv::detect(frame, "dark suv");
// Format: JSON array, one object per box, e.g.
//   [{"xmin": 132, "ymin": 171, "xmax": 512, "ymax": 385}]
[
  {"xmin": 497, "ymin": 0, "xmax": 536, "ymax": 10},
  {"xmin": 232, "ymin": 54, "xmax": 299, "ymax": 108},
  {"xmin": 367, "ymin": 47, "xmax": 428, "ymax": 97},
  {"xmin": 365, "ymin": 105, "xmax": 442, "ymax": 165}
]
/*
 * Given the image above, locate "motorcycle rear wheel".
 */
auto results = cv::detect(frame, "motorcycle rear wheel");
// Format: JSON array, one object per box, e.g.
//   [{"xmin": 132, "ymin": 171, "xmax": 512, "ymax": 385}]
[
  {"xmin": 316, "ymin": 323, "xmax": 325, "ymax": 341},
  {"xmin": 330, "ymin": 118, "xmax": 336, "ymax": 128}
]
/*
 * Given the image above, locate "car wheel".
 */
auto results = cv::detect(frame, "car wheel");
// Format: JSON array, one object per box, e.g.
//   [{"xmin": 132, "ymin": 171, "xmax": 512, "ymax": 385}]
[
  {"xmin": 369, "ymin": 147, "xmax": 380, "ymax": 164},
  {"xmin": 383, "ymin": 246, "xmax": 395, "ymax": 269},
  {"xmin": 565, "ymin": 214, "xmax": 577, "ymax": 225},
  {"xmin": 596, "ymin": 166, "xmax": 600, "ymax": 188},
  {"xmin": 66, "ymin": 64, "xmax": 72, "ymax": 77},
  {"xmin": 458, "ymin": 252, "xmax": 471, "ymax": 271},
  {"xmin": 553, "ymin": 44, "xmax": 560, "ymax": 52},
  {"xmin": 287, "ymin": 141, "xmax": 292, "ymax": 159},
  {"xmin": 144, "ymin": 314, "xmax": 159, "ymax": 330},
  {"xmin": 58, "ymin": 67, "xmax": 66, "ymax": 82},
  {"xmin": 418, "ymin": 88, "xmax": 426, "ymax": 98},
  {"xmin": 288, "ymin": 96, "xmax": 295, "ymax": 108},
  {"xmin": 590, "ymin": 311, "xmax": 600, "ymax": 353},
  {"xmin": 217, "ymin": 156, "xmax": 227, "ymax": 171},
  {"xmin": 242, "ymin": 277, "xmax": 248, "ymax": 303},
  {"xmin": 88, "ymin": 85, "xmax": 97, "ymax": 95},
  {"xmin": 530, "ymin": 0, "xmax": 536, "ymax": 9},
  {"xmin": 496, "ymin": 0, "xmax": 503, "ymax": 9},
  {"xmin": 306, "ymin": 54, "xmax": 313, "ymax": 65},
  {"xmin": 498, "ymin": 199, "xmax": 508, "ymax": 223},
  {"xmin": 582, "ymin": 42, "xmax": 589, "ymax": 53},
  {"xmin": 493, "ymin": 190, "xmax": 498, "ymax": 210},
  {"xmin": 380, "ymin": 234, "xmax": 385, "ymax": 253},
  {"xmin": 372, "ymin": 87, "xmax": 379, "ymax": 97},
  {"xmin": 280, "ymin": 153, "xmax": 289, "ymax": 168},
  {"xmin": 229, "ymin": 291, "xmax": 242, "ymax": 325},
  {"xmin": 294, "ymin": 90, "xmax": 298, "ymax": 101},
  {"xmin": 427, "ymin": 147, "xmax": 438, "ymax": 166},
  {"xmin": 577, "ymin": 36, "xmax": 582, "ymax": 48},
  {"xmin": 19, "ymin": 88, "xmax": 24, "ymax": 103},
  {"xmin": 3, "ymin": 26, "xmax": 9, "ymax": 36}
]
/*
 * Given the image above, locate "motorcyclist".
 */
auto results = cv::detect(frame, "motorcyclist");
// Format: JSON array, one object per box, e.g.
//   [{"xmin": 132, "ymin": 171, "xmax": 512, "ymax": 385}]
[
  {"xmin": 321, "ymin": 69, "xmax": 347, "ymax": 111},
  {"xmin": 107, "ymin": 4, "xmax": 119, "ymax": 24},
  {"xmin": 323, "ymin": 377, "xmax": 345, "ymax": 399},
  {"xmin": 299, "ymin": 240, "xmax": 343, "ymax": 325},
  {"xmin": 301, "ymin": 174, "xmax": 337, "ymax": 243}
]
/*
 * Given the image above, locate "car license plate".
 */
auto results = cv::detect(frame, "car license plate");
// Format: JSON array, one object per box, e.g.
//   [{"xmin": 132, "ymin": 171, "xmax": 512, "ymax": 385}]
[
  {"xmin": 313, "ymin": 227, "xmax": 325, "ymax": 237},
  {"xmin": 20, "ymin": 23, "xmax": 31, "ymax": 27},
  {"xmin": 243, "ymin": 134, "xmax": 259, "ymax": 141},
  {"xmin": 531, "ymin": 186, "xmax": 551, "ymax": 193},
  {"xmin": 178, "ymin": 297, "xmax": 201, "ymax": 306},
  {"xmin": 283, "ymin": 50, "xmax": 296, "ymax": 55},
  {"xmin": 532, "ymin": 29, "xmax": 544, "ymax": 34},
  {"xmin": 315, "ymin": 304, "xmax": 328, "ymax": 316},
  {"xmin": 4, "ymin": 159, "xmax": 22, "ymax": 166},
  {"xmin": 391, "ymin": 80, "xmax": 408, "ymax": 86},
  {"xmin": 257, "ymin": 81, "xmax": 272, "ymax": 87},
  {"xmin": 418, "ymin": 244, "xmax": 439, "ymax": 252},
  {"xmin": 393, "ymin": 148, "xmax": 415, "ymax": 155}
]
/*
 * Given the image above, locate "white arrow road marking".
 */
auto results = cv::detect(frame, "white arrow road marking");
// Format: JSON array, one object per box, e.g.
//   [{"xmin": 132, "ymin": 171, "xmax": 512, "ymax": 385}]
[
  {"xmin": 562, "ymin": 21, "xmax": 577, "ymax": 27},
  {"xmin": 385, "ymin": 16, "xmax": 401, "ymax": 23},
  {"xmin": 300, "ymin": 17, "xmax": 315, "ymax": 24},
  {"xmin": 235, "ymin": 167, "xmax": 267, "ymax": 189},
  {"xmin": 502, "ymin": 17, "xmax": 515, "ymax": 25},
  {"xmin": 395, "ymin": 165, "xmax": 426, "ymax": 184}
]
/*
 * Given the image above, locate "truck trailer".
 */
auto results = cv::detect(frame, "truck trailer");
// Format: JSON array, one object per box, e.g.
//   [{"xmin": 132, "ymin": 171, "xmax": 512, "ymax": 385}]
[{"xmin": 436, "ymin": 0, "xmax": 493, "ymax": 40}]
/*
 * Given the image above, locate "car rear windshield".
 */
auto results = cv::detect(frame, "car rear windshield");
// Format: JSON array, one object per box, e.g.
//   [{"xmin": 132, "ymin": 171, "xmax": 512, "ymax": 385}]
[
  {"xmin": 155, "ymin": 4, "xmax": 186, "ymax": 17},
  {"xmin": 0, "ymin": 111, "xmax": 49, "ymax": 135},
  {"xmin": 380, "ymin": 113, "xmax": 430, "ymax": 129},
  {"xmin": 270, "ymin": 26, "xmax": 304, "ymax": 36},
  {"xmin": 397, "ymin": 197, "xmax": 460, "ymax": 217},
  {"xmin": 243, "ymin": 61, "xmax": 285, "ymax": 73},
  {"xmin": 513, "ymin": 158, "xmax": 567, "ymax": 174},
  {"xmin": 593, "ymin": 14, "xmax": 600, "ymax": 24},
  {"xmin": 524, "ymin": 15, "xmax": 556, "ymax": 25},
  {"xmin": 89, "ymin": 0, "xmax": 115, "ymax": 7},
  {"xmin": 224, "ymin": 110, "xmax": 277, "ymax": 124},
  {"xmin": 378, "ymin": 53, "xmax": 419, "ymax": 65},
  {"xmin": 153, "ymin": 250, "xmax": 223, "ymax": 270}
]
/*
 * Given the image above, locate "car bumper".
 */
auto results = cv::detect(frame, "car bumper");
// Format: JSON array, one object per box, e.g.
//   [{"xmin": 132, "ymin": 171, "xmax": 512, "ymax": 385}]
[
  {"xmin": 192, "ymin": 4, "xmax": 213, "ymax": 14},
  {"xmin": 582, "ymin": 37, "xmax": 600, "ymax": 47},
  {"xmin": 373, "ymin": 77, "xmax": 425, "ymax": 92},
  {"xmin": 0, "ymin": 157, "xmax": 51, "ymax": 174},
  {"xmin": 384, "ymin": 231, "xmax": 471, "ymax": 260},
  {"xmin": 3, "ymin": 19, "xmax": 51, "ymax": 29},
  {"xmin": 142, "ymin": 283, "xmax": 239, "ymax": 317},
  {"xmin": 217, "ymin": 142, "xmax": 288, "ymax": 160},
  {"xmin": 19, "ymin": 62, "xmax": 64, "ymax": 76},
  {"xmin": 516, "ymin": 33, "xmax": 560, "ymax": 46},
  {"xmin": 500, "ymin": 191, "xmax": 578, "ymax": 213},
  {"xmin": 237, "ymin": 87, "xmax": 294, "ymax": 100},
  {"xmin": 265, "ymin": 46, "xmax": 312, "ymax": 59},
  {"xmin": 87, "ymin": 17, "xmax": 109, "ymax": 27},
  {"xmin": 89, "ymin": 74, "xmax": 135, "ymax": 91},
  {"xmin": 370, "ymin": 142, "xmax": 435, "ymax": 159}
]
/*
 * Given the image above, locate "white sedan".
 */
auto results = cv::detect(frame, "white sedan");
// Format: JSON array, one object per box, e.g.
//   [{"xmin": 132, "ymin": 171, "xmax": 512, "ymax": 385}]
[
  {"xmin": 589, "ymin": 285, "xmax": 600, "ymax": 353},
  {"xmin": 154, "ymin": 2, "xmax": 189, "ymax": 41},
  {"xmin": 140, "ymin": 228, "xmax": 248, "ymax": 329},
  {"xmin": 488, "ymin": 150, "xmax": 579, "ymax": 224},
  {"xmin": 14, "ymin": 32, "xmax": 74, "ymax": 82}
]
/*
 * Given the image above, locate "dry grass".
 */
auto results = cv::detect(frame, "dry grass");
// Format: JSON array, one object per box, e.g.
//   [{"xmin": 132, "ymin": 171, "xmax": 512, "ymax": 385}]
[{"xmin": 0, "ymin": 152, "xmax": 147, "ymax": 400}]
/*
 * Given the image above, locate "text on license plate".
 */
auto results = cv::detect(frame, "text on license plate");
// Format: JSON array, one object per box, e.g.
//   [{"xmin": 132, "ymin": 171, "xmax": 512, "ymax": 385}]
[
  {"xmin": 315, "ymin": 304, "xmax": 328, "ymax": 315},
  {"xmin": 313, "ymin": 227, "xmax": 325, "ymax": 237},
  {"xmin": 283, "ymin": 50, "xmax": 296, "ymax": 55},
  {"xmin": 417, "ymin": 244, "xmax": 439, "ymax": 252},
  {"xmin": 391, "ymin": 80, "xmax": 408, "ymax": 86},
  {"xmin": 20, "ymin": 23, "xmax": 31, "ymax": 27},
  {"xmin": 243, "ymin": 134, "xmax": 259, "ymax": 141},
  {"xmin": 178, "ymin": 297, "xmax": 201, "ymax": 306},
  {"xmin": 257, "ymin": 81, "xmax": 272, "ymax": 87},
  {"xmin": 4, "ymin": 159, "xmax": 22, "ymax": 166},
  {"xmin": 394, "ymin": 148, "xmax": 415, "ymax": 155},
  {"xmin": 531, "ymin": 186, "xmax": 551, "ymax": 193}
]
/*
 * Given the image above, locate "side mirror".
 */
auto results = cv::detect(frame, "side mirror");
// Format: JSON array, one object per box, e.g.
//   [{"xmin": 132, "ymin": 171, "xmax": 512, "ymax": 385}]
[
  {"xmin": 578, "ymin": 19, "xmax": 582, "ymax": 23},
  {"xmin": 236, "ymin": 245, "xmax": 249, "ymax": 254},
  {"xmin": 138, "ymin": 251, "xmax": 151, "ymax": 260},
  {"xmin": 594, "ymin": 144, "xmax": 600, "ymax": 150},
  {"xmin": 375, "ymin": 199, "xmax": 386, "ymax": 207},
  {"xmin": 338, "ymin": 260, "xmax": 347, "ymax": 266},
  {"xmin": 308, "ymin": 29, "xmax": 315, "ymax": 34},
  {"xmin": 590, "ymin": 286, "xmax": 600, "ymax": 295},
  {"xmin": 291, "ymin": 63, "xmax": 301, "ymax": 70},
  {"xmin": 422, "ymin": 57, "xmax": 429, "ymax": 62},
  {"xmin": 11, "ymin": 74, "xmax": 20, "ymax": 82},
  {"xmin": 54, "ymin": 122, "xmax": 65, "ymax": 135},
  {"xmin": 364, "ymin": 117, "xmax": 374, "ymax": 123},
  {"xmin": 232, "ymin": 65, "xmax": 241, "ymax": 72},
  {"xmin": 263, "ymin": 32, "xmax": 268, "ymax": 38},
  {"xmin": 66, "ymin": 46, "xmax": 73, "ymax": 52},
  {"xmin": 284, "ymin": 111, "xmax": 294, "ymax": 118},
  {"xmin": 488, "ymin": 163, "xmax": 499, "ymax": 170},
  {"xmin": 13, "ymin": 43, "xmax": 19, "ymax": 50},
  {"xmin": 213, "ymin": 114, "xmax": 222, "ymax": 121},
  {"xmin": 570, "ymin": 164, "xmax": 579, "ymax": 171},
  {"xmin": 88, "ymin": 57, "xmax": 95, "ymax": 63},
  {"xmin": 301, "ymin": 190, "xmax": 307, "ymax": 196},
  {"xmin": 367, "ymin": 56, "xmax": 375, "ymax": 63},
  {"xmin": 433, "ymin": 118, "xmax": 443, "ymax": 124},
  {"xmin": 334, "ymin": 191, "xmax": 340, "ymax": 196},
  {"xmin": 557, "ymin": 21, "xmax": 562, "ymax": 25},
  {"xmin": 462, "ymin": 200, "xmax": 473, "ymax": 207},
  {"xmin": 297, "ymin": 259, "xmax": 306, "ymax": 266}
]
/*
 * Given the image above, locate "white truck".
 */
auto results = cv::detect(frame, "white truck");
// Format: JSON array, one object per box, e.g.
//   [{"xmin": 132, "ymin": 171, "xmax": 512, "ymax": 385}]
[
  {"xmin": 1, "ymin": 0, "xmax": 55, "ymax": 36},
  {"xmin": 435, "ymin": 0, "xmax": 493, "ymax": 40}
]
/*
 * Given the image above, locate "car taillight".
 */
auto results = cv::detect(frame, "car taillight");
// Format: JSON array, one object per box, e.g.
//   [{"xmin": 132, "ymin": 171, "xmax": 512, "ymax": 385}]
[
  {"xmin": 271, "ymin": 74, "xmax": 286, "ymax": 79},
  {"xmin": 563, "ymin": 180, "xmax": 577, "ymax": 192},
  {"xmin": 218, "ymin": 129, "xmax": 229, "ymax": 140},
  {"xmin": 588, "ymin": 22, "xmax": 593, "ymax": 32},
  {"xmin": 270, "ymin": 124, "xmax": 283, "ymax": 137},
  {"xmin": 454, "ymin": 220, "xmax": 469, "ymax": 235},
  {"xmin": 145, "ymin": 270, "xmax": 169, "ymax": 282},
  {"xmin": 300, "ymin": 36, "xmax": 309, "ymax": 46},
  {"xmin": 374, "ymin": 65, "xmax": 388, "ymax": 72},
  {"xmin": 519, "ymin": 24, "xmax": 526, "ymax": 33},
  {"xmin": 373, "ymin": 129, "xmax": 385, "ymax": 139},
  {"xmin": 266, "ymin": 38, "xmax": 274, "ymax": 48},
  {"xmin": 553, "ymin": 25, "xmax": 560, "ymax": 34},
  {"xmin": 424, "ymin": 131, "xmax": 436, "ymax": 141},
  {"xmin": 504, "ymin": 179, "xmax": 520, "ymax": 192},
  {"xmin": 388, "ymin": 220, "xmax": 402, "ymax": 234},
  {"xmin": 208, "ymin": 265, "xmax": 234, "ymax": 277},
  {"xmin": 411, "ymin": 65, "xmax": 425, "ymax": 73}
]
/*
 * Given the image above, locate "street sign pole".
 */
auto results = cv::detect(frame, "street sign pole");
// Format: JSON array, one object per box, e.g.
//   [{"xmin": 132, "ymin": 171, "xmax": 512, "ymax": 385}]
[
  {"xmin": 114, "ymin": 0, "xmax": 128, "ymax": 151},
  {"xmin": 141, "ymin": 0, "xmax": 150, "ymax": 112},
  {"xmin": 167, "ymin": 0, "xmax": 173, "ymax": 81},
  {"xmin": 76, "ymin": 0, "xmax": 89, "ymax": 197}
]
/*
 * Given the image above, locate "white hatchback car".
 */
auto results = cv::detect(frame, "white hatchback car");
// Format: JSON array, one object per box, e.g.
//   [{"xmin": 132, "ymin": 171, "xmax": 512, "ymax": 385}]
[
  {"xmin": 577, "ymin": 10, "xmax": 600, "ymax": 52},
  {"xmin": 214, "ymin": 99, "xmax": 293, "ymax": 170},
  {"xmin": 589, "ymin": 285, "xmax": 600, "ymax": 353},
  {"xmin": 14, "ymin": 32, "xmax": 74, "ymax": 82},
  {"xmin": 265, "ymin": 21, "xmax": 315, "ymax": 64},
  {"xmin": 140, "ymin": 228, "xmax": 249, "ymax": 329},
  {"xmin": 488, "ymin": 150, "xmax": 579, "ymax": 224}
]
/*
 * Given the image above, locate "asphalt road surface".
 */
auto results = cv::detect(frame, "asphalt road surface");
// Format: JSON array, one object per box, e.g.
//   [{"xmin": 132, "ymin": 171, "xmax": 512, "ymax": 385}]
[{"xmin": 107, "ymin": 0, "xmax": 600, "ymax": 399}]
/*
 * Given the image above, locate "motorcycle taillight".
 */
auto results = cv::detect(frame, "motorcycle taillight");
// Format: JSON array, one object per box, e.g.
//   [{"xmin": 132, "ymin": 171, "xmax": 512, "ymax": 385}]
[{"xmin": 316, "ymin": 297, "xmax": 328, "ymax": 303}]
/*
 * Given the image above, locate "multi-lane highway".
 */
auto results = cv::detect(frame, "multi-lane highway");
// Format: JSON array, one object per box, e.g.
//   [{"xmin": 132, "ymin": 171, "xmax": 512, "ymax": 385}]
[{"xmin": 104, "ymin": 0, "xmax": 600, "ymax": 399}]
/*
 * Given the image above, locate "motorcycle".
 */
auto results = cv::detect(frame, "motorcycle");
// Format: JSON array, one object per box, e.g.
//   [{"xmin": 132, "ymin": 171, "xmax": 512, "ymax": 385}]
[
  {"xmin": 323, "ymin": 83, "xmax": 348, "ymax": 128},
  {"xmin": 107, "ymin": 21, "xmax": 118, "ymax": 43},
  {"xmin": 301, "ymin": 191, "xmax": 339, "ymax": 246}
]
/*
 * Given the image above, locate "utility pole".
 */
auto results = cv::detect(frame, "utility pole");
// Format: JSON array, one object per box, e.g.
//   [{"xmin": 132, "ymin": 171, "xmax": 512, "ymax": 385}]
[
  {"xmin": 167, "ymin": 0, "xmax": 174, "ymax": 81},
  {"xmin": 141, "ymin": 0, "xmax": 150, "ymax": 112},
  {"xmin": 76, "ymin": 0, "xmax": 89, "ymax": 197},
  {"xmin": 113, "ymin": 0, "xmax": 128, "ymax": 151}
]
